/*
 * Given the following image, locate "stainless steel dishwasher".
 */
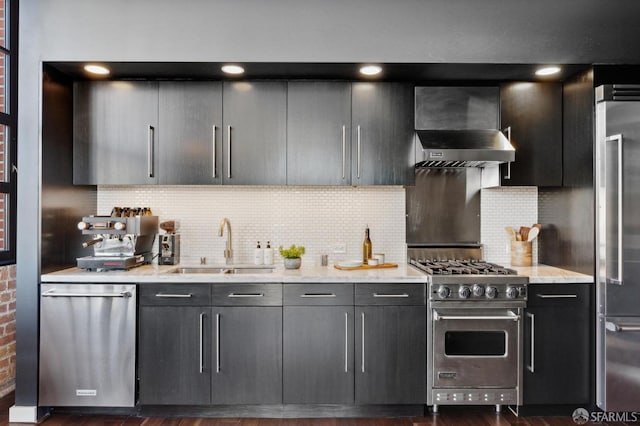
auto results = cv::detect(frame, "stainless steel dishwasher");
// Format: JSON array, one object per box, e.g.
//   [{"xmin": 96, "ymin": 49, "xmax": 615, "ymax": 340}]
[{"xmin": 39, "ymin": 283, "xmax": 136, "ymax": 407}]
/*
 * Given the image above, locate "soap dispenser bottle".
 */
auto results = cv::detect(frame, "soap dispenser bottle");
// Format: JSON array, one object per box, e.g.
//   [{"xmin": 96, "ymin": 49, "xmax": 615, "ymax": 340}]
[
  {"xmin": 264, "ymin": 241, "xmax": 274, "ymax": 265},
  {"xmin": 254, "ymin": 241, "xmax": 264, "ymax": 265}
]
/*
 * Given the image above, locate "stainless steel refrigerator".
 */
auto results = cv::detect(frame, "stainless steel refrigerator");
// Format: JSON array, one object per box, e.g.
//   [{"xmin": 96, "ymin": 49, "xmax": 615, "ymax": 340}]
[{"xmin": 596, "ymin": 84, "xmax": 640, "ymax": 412}]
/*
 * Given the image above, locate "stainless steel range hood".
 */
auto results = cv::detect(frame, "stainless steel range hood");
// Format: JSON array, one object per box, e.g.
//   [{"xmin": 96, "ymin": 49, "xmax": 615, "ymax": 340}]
[{"xmin": 415, "ymin": 129, "xmax": 515, "ymax": 168}]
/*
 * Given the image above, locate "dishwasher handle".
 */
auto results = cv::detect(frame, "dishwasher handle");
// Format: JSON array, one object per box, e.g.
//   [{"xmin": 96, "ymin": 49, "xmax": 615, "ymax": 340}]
[{"xmin": 42, "ymin": 289, "xmax": 132, "ymax": 298}]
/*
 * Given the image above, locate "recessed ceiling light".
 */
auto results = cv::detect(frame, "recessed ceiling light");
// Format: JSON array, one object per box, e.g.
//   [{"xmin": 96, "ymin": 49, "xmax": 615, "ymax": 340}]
[
  {"xmin": 221, "ymin": 64, "xmax": 245, "ymax": 75},
  {"xmin": 359, "ymin": 65, "xmax": 383, "ymax": 76},
  {"xmin": 84, "ymin": 64, "xmax": 110, "ymax": 75},
  {"xmin": 535, "ymin": 66, "xmax": 561, "ymax": 76}
]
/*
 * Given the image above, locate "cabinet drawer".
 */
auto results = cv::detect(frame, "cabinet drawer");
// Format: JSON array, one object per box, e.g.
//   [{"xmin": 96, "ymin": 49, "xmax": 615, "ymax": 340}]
[
  {"xmin": 355, "ymin": 283, "xmax": 426, "ymax": 305},
  {"xmin": 140, "ymin": 284, "xmax": 211, "ymax": 306},
  {"xmin": 528, "ymin": 284, "xmax": 591, "ymax": 307},
  {"xmin": 213, "ymin": 283, "xmax": 282, "ymax": 306},
  {"xmin": 284, "ymin": 283, "xmax": 353, "ymax": 305}
]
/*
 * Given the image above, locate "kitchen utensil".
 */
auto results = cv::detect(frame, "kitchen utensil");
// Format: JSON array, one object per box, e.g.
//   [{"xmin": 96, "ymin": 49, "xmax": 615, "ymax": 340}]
[
  {"xmin": 527, "ymin": 226, "xmax": 540, "ymax": 241},
  {"xmin": 505, "ymin": 226, "xmax": 516, "ymax": 241},
  {"xmin": 519, "ymin": 226, "xmax": 530, "ymax": 241},
  {"xmin": 532, "ymin": 223, "xmax": 542, "ymax": 231}
]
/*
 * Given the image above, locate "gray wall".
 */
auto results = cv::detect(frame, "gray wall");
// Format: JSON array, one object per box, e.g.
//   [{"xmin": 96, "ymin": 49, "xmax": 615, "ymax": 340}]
[{"xmin": 17, "ymin": 0, "xmax": 640, "ymax": 407}]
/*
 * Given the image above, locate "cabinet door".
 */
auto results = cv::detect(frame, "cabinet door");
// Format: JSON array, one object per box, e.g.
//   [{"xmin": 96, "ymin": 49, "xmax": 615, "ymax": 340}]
[
  {"xmin": 500, "ymin": 82, "xmax": 562, "ymax": 186},
  {"xmin": 355, "ymin": 306, "xmax": 427, "ymax": 404},
  {"xmin": 351, "ymin": 83, "xmax": 415, "ymax": 185},
  {"xmin": 222, "ymin": 82, "xmax": 287, "ymax": 185},
  {"xmin": 158, "ymin": 82, "xmax": 223, "ymax": 184},
  {"xmin": 212, "ymin": 307, "xmax": 282, "ymax": 404},
  {"xmin": 524, "ymin": 284, "xmax": 591, "ymax": 405},
  {"xmin": 74, "ymin": 81, "xmax": 159, "ymax": 185},
  {"xmin": 283, "ymin": 306, "xmax": 354, "ymax": 404},
  {"xmin": 138, "ymin": 306, "xmax": 211, "ymax": 405},
  {"xmin": 287, "ymin": 82, "xmax": 352, "ymax": 185}
]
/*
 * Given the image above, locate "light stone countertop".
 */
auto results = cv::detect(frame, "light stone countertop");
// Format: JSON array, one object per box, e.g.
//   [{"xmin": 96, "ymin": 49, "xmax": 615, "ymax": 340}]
[
  {"xmin": 41, "ymin": 262, "xmax": 592, "ymax": 285},
  {"xmin": 41, "ymin": 263, "xmax": 428, "ymax": 284},
  {"xmin": 508, "ymin": 264, "xmax": 593, "ymax": 284}
]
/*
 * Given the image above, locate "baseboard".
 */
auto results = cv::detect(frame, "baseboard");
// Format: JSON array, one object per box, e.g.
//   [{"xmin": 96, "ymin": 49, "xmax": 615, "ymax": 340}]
[{"xmin": 9, "ymin": 405, "xmax": 43, "ymax": 423}]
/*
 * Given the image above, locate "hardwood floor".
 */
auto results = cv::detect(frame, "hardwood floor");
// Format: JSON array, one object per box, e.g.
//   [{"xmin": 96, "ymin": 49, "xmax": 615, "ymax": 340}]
[{"xmin": 0, "ymin": 393, "xmax": 631, "ymax": 425}]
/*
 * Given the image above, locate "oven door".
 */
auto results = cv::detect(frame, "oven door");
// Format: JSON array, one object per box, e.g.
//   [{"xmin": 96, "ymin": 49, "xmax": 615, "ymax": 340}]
[{"xmin": 432, "ymin": 308, "xmax": 521, "ymax": 389}]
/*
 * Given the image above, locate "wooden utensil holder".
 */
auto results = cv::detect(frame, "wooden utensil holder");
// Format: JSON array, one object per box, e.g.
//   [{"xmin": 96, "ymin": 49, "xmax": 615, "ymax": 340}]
[{"xmin": 511, "ymin": 241, "xmax": 532, "ymax": 266}]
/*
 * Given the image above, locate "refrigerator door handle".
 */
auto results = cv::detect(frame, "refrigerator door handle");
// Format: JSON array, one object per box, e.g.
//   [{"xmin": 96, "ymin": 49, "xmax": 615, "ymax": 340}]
[
  {"xmin": 605, "ymin": 321, "xmax": 640, "ymax": 333},
  {"xmin": 606, "ymin": 134, "xmax": 624, "ymax": 286}
]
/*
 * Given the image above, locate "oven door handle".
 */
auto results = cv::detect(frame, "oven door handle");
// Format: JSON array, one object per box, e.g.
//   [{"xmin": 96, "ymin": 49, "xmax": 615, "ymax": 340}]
[{"xmin": 433, "ymin": 311, "xmax": 520, "ymax": 321}]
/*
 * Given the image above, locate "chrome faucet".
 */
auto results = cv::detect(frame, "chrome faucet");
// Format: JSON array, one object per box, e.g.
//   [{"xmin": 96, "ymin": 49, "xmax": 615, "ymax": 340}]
[{"xmin": 218, "ymin": 218, "xmax": 233, "ymax": 265}]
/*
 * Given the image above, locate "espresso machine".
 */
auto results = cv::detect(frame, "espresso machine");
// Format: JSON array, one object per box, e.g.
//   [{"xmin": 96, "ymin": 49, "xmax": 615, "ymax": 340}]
[{"xmin": 77, "ymin": 208, "xmax": 159, "ymax": 271}]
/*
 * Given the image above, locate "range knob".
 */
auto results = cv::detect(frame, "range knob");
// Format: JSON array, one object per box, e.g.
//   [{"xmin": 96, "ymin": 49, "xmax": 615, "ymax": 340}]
[
  {"xmin": 472, "ymin": 284, "xmax": 485, "ymax": 297},
  {"xmin": 486, "ymin": 286, "xmax": 498, "ymax": 299},
  {"xmin": 437, "ymin": 286, "xmax": 451, "ymax": 299},
  {"xmin": 506, "ymin": 286, "xmax": 520, "ymax": 299},
  {"xmin": 458, "ymin": 286, "xmax": 471, "ymax": 299}
]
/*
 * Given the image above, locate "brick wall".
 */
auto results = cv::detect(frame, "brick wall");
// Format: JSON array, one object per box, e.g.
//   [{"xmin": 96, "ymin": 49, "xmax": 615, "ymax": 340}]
[{"xmin": 0, "ymin": 264, "xmax": 15, "ymax": 397}]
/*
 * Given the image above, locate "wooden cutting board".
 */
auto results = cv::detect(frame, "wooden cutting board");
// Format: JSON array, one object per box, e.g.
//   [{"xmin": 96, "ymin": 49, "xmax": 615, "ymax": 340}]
[{"xmin": 334, "ymin": 263, "xmax": 398, "ymax": 271}]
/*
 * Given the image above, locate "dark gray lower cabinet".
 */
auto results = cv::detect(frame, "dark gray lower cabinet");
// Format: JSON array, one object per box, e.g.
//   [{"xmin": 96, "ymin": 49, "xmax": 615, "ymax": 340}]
[
  {"xmin": 138, "ymin": 306, "xmax": 211, "ymax": 405},
  {"xmin": 212, "ymin": 307, "xmax": 282, "ymax": 404},
  {"xmin": 283, "ymin": 306, "xmax": 354, "ymax": 404},
  {"xmin": 355, "ymin": 306, "xmax": 427, "ymax": 404},
  {"xmin": 523, "ymin": 284, "xmax": 591, "ymax": 408},
  {"xmin": 355, "ymin": 283, "xmax": 427, "ymax": 404}
]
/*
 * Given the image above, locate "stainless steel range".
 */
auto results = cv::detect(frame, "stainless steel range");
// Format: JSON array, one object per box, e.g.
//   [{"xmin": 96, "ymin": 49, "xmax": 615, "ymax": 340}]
[{"xmin": 408, "ymin": 246, "xmax": 528, "ymax": 413}]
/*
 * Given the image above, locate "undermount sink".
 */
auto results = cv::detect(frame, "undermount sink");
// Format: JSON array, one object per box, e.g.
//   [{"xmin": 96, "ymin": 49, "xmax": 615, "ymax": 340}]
[{"xmin": 169, "ymin": 265, "xmax": 275, "ymax": 274}]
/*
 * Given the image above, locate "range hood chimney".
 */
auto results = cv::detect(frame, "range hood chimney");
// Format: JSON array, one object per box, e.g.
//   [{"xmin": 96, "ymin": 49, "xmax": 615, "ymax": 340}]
[
  {"xmin": 414, "ymin": 86, "xmax": 515, "ymax": 168},
  {"xmin": 415, "ymin": 129, "xmax": 515, "ymax": 168}
]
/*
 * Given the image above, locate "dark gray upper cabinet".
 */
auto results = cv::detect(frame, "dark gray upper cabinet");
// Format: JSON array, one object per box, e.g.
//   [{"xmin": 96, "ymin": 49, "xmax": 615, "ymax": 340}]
[
  {"xmin": 414, "ymin": 86, "xmax": 499, "ymax": 130},
  {"xmin": 351, "ymin": 83, "xmax": 415, "ymax": 185},
  {"xmin": 74, "ymin": 81, "xmax": 159, "ymax": 185},
  {"xmin": 500, "ymin": 82, "xmax": 563, "ymax": 187},
  {"xmin": 158, "ymin": 82, "xmax": 223, "ymax": 185},
  {"xmin": 522, "ymin": 284, "xmax": 591, "ymax": 411},
  {"xmin": 222, "ymin": 82, "xmax": 287, "ymax": 185},
  {"xmin": 287, "ymin": 82, "xmax": 352, "ymax": 185}
]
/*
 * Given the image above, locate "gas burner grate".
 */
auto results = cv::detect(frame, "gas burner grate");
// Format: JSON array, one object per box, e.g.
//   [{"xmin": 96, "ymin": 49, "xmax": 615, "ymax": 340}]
[{"xmin": 409, "ymin": 258, "xmax": 517, "ymax": 276}]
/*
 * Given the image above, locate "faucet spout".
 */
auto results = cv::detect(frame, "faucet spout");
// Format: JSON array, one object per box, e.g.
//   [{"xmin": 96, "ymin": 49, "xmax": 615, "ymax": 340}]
[{"xmin": 218, "ymin": 218, "xmax": 233, "ymax": 265}]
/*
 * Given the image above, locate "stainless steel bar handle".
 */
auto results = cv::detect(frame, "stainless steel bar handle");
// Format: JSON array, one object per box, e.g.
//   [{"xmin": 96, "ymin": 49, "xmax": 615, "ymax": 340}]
[
  {"xmin": 373, "ymin": 293, "xmax": 409, "ymax": 298},
  {"xmin": 344, "ymin": 312, "xmax": 348, "ymax": 373},
  {"xmin": 228, "ymin": 293, "xmax": 264, "ymax": 298},
  {"xmin": 42, "ymin": 289, "xmax": 131, "ymax": 298},
  {"xmin": 433, "ymin": 311, "xmax": 520, "ymax": 321},
  {"xmin": 357, "ymin": 125, "xmax": 361, "ymax": 179},
  {"xmin": 154, "ymin": 293, "xmax": 193, "ymax": 298},
  {"xmin": 503, "ymin": 127, "xmax": 511, "ymax": 180},
  {"xmin": 199, "ymin": 312, "xmax": 205, "ymax": 373},
  {"xmin": 227, "ymin": 125, "xmax": 232, "ymax": 179},
  {"xmin": 148, "ymin": 125, "xmax": 155, "ymax": 178},
  {"xmin": 536, "ymin": 294, "xmax": 578, "ymax": 299},
  {"xmin": 605, "ymin": 321, "xmax": 640, "ymax": 333},
  {"xmin": 361, "ymin": 312, "xmax": 365, "ymax": 373},
  {"xmin": 526, "ymin": 312, "xmax": 535, "ymax": 373},
  {"xmin": 212, "ymin": 125, "xmax": 217, "ymax": 178},
  {"xmin": 216, "ymin": 313, "xmax": 221, "ymax": 373},
  {"xmin": 300, "ymin": 293, "xmax": 337, "ymax": 298},
  {"xmin": 342, "ymin": 125, "xmax": 346, "ymax": 179},
  {"xmin": 606, "ymin": 134, "xmax": 624, "ymax": 285}
]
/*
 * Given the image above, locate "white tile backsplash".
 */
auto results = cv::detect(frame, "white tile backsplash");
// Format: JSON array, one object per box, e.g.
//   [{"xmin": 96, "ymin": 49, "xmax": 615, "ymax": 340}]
[
  {"xmin": 98, "ymin": 186, "xmax": 406, "ymax": 265},
  {"xmin": 98, "ymin": 184, "xmax": 537, "ymax": 266},
  {"xmin": 480, "ymin": 186, "xmax": 538, "ymax": 264}
]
